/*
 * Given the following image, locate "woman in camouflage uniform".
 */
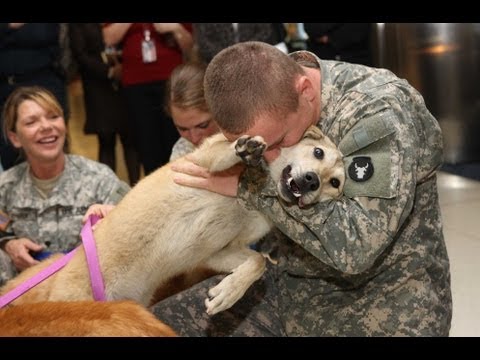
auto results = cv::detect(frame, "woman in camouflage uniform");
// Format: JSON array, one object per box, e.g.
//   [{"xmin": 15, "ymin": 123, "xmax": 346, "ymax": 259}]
[
  {"xmin": 152, "ymin": 42, "xmax": 452, "ymax": 336},
  {"xmin": 0, "ymin": 86, "xmax": 130, "ymax": 285}
]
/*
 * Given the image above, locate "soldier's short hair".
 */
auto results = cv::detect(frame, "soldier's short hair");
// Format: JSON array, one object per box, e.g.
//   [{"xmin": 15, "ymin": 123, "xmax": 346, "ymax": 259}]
[{"xmin": 204, "ymin": 41, "xmax": 304, "ymax": 135}]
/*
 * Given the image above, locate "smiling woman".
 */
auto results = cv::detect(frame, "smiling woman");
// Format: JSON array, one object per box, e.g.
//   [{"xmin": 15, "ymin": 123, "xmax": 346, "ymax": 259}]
[
  {"xmin": 0, "ymin": 86, "xmax": 130, "ymax": 286},
  {"xmin": 3, "ymin": 87, "xmax": 67, "ymax": 179}
]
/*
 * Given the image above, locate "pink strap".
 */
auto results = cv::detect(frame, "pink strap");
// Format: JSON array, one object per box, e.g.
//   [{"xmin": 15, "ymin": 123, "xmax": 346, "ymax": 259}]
[
  {"xmin": 81, "ymin": 214, "xmax": 106, "ymax": 301},
  {"xmin": 0, "ymin": 214, "xmax": 106, "ymax": 308},
  {"xmin": 0, "ymin": 248, "xmax": 78, "ymax": 308}
]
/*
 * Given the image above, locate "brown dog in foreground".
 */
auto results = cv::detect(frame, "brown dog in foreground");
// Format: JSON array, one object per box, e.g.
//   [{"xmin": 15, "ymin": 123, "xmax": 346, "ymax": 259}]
[
  {"xmin": 0, "ymin": 300, "xmax": 176, "ymax": 336},
  {"xmin": 0, "ymin": 126, "xmax": 344, "ymax": 317}
]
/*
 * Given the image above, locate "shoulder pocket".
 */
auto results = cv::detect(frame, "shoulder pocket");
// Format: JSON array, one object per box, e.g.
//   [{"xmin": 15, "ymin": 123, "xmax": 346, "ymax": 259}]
[{"xmin": 339, "ymin": 110, "xmax": 398, "ymax": 199}]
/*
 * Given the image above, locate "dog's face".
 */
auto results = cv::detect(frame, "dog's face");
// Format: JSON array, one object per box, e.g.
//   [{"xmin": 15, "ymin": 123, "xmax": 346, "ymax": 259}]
[{"xmin": 269, "ymin": 126, "xmax": 345, "ymax": 208}]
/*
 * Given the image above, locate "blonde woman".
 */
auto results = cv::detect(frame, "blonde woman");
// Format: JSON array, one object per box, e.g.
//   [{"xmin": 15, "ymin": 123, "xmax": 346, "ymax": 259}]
[{"xmin": 0, "ymin": 86, "xmax": 129, "ymax": 285}]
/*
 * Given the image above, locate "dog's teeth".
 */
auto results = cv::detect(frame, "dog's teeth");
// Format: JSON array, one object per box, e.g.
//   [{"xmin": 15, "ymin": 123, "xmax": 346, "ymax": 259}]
[
  {"xmin": 293, "ymin": 192, "xmax": 301, "ymax": 198},
  {"xmin": 287, "ymin": 177, "xmax": 293, "ymax": 187}
]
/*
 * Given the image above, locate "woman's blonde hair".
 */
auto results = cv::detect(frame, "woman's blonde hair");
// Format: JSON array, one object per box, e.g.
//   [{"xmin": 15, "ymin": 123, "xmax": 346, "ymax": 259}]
[
  {"xmin": 2, "ymin": 86, "xmax": 64, "ymax": 140},
  {"xmin": 165, "ymin": 62, "xmax": 209, "ymax": 116}
]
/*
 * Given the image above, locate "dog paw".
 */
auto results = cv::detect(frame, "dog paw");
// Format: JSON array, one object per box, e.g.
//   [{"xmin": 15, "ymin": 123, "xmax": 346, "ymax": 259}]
[
  {"xmin": 235, "ymin": 135, "xmax": 266, "ymax": 167},
  {"xmin": 204, "ymin": 275, "xmax": 246, "ymax": 316}
]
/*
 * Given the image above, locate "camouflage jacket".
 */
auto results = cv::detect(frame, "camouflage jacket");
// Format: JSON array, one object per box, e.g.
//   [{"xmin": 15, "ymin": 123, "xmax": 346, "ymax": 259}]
[
  {"xmin": 170, "ymin": 137, "xmax": 195, "ymax": 162},
  {"xmin": 238, "ymin": 52, "xmax": 452, "ymax": 336},
  {"xmin": 0, "ymin": 155, "xmax": 130, "ymax": 252}
]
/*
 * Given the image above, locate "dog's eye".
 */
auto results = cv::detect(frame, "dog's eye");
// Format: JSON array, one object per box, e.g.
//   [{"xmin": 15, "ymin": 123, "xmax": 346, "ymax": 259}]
[
  {"xmin": 313, "ymin": 147, "xmax": 324, "ymax": 159},
  {"xmin": 330, "ymin": 178, "xmax": 340, "ymax": 188}
]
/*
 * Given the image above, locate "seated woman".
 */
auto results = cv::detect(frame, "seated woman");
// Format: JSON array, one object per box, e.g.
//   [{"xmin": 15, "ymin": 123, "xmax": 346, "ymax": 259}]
[{"xmin": 0, "ymin": 86, "xmax": 130, "ymax": 285}]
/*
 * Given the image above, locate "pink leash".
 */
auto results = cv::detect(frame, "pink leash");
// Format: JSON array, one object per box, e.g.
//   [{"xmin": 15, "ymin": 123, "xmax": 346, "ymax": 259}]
[
  {"xmin": 0, "ymin": 214, "xmax": 106, "ymax": 308},
  {"xmin": 80, "ymin": 214, "xmax": 106, "ymax": 301}
]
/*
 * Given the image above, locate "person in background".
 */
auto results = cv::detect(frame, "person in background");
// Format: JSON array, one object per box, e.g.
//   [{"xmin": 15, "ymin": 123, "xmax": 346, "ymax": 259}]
[
  {"xmin": 0, "ymin": 23, "xmax": 68, "ymax": 170},
  {"xmin": 0, "ymin": 86, "xmax": 130, "ymax": 285},
  {"xmin": 193, "ymin": 23, "xmax": 287, "ymax": 64},
  {"xmin": 151, "ymin": 41, "xmax": 452, "ymax": 336},
  {"xmin": 103, "ymin": 23, "xmax": 193, "ymax": 175},
  {"xmin": 69, "ymin": 23, "xmax": 140, "ymax": 186},
  {"xmin": 166, "ymin": 62, "xmax": 219, "ymax": 161},
  {"xmin": 303, "ymin": 23, "xmax": 373, "ymax": 66}
]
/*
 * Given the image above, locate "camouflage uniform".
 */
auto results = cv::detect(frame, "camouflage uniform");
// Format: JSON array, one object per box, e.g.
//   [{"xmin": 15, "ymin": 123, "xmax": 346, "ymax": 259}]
[
  {"xmin": 151, "ymin": 52, "xmax": 452, "ymax": 336},
  {"xmin": 169, "ymin": 136, "xmax": 196, "ymax": 162},
  {"xmin": 0, "ymin": 155, "xmax": 130, "ymax": 285}
]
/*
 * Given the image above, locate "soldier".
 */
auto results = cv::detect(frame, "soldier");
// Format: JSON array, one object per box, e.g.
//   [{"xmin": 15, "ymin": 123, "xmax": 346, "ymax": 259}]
[
  {"xmin": 151, "ymin": 42, "xmax": 452, "ymax": 336},
  {"xmin": 0, "ymin": 86, "xmax": 129, "ymax": 286}
]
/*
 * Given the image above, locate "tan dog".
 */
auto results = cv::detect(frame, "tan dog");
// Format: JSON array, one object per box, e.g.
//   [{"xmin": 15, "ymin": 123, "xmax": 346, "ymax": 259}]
[
  {"xmin": 0, "ymin": 300, "xmax": 176, "ymax": 336},
  {"xmin": 1, "ymin": 126, "xmax": 344, "ymax": 316}
]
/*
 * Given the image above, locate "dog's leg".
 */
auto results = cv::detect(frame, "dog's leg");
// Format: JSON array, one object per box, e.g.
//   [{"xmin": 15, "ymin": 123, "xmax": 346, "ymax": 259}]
[
  {"xmin": 193, "ymin": 135, "xmax": 266, "ymax": 172},
  {"xmin": 202, "ymin": 246, "xmax": 266, "ymax": 315}
]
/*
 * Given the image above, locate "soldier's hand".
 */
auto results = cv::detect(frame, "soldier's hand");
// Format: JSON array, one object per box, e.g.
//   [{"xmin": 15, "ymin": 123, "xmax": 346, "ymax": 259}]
[
  {"xmin": 171, "ymin": 156, "xmax": 244, "ymax": 197},
  {"xmin": 4, "ymin": 238, "xmax": 43, "ymax": 271}
]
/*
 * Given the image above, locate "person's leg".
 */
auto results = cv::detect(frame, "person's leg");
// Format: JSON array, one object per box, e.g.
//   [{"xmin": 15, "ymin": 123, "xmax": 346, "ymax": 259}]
[
  {"xmin": 154, "ymin": 81, "xmax": 179, "ymax": 167},
  {"xmin": 118, "ymin": 131, "xmax": 140, "ymax": 186},
  {"xmin": 123, "ymin": 83, "xmax": 164, "ymax": 175},
  {"xmin": 150, "ymin": 265, "xmax": 286, "ymax": 336},
  {"xmin": 97, "ymin": 132, "xmax": 116, "ymax": 171}
]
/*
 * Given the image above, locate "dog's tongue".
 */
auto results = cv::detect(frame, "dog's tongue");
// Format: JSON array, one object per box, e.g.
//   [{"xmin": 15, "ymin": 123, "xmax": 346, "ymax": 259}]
[{"xmin": 298, "ymin": 197, "xmax": 305, "ymax": 208}]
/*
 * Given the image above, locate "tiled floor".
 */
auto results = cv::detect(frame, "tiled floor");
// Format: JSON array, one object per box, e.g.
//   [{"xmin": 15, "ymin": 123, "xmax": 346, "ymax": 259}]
[
  {"xmin": 437, "ymin": 172, "xmax": 480, "ymax": 337},
  {"xmin": 68, "ymin": 81, "xmax": 479, "ymax": 337}
]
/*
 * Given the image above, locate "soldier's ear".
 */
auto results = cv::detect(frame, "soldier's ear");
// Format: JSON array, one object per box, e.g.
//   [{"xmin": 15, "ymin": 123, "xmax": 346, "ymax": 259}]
[{"xmin": 303, "ymin": 126, "xmax": 325, "ymax": 141}]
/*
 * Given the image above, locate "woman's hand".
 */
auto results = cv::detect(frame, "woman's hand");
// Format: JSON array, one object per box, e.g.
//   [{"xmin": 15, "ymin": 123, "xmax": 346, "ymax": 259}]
[
  {"xmin": 152, "ymin": 23, "xmax": 179, "ymax": 34},
  {"xmin": 170, "ymin": 157, "xmax": 244, "ymax": 197},
  {"xmin": 82, "ymin": 204, "xmax": 116, "ymax": 229},
  {"xmin": 152, "ymin": 23, "xmax": 193, "ymax": 52},
  {"xmin": 4, "ymin": 238, "xmax": 43, "ymax": 271}
]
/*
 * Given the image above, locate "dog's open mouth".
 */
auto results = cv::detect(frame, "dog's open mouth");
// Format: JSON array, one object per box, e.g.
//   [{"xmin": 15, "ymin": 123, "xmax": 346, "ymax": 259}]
[
  {"xmin": 280, "ymin": 165, "xmax": 304, "ymax": 206},
  {"xmin": 282, "ymin": 165, "xmax": 301, "ymax": 198}
]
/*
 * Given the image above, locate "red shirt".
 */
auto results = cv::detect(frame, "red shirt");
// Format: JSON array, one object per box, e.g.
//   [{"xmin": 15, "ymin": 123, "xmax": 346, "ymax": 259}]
[{"xmin": 115, "ymin": 23, "xmax": 192, "ymax": 86}]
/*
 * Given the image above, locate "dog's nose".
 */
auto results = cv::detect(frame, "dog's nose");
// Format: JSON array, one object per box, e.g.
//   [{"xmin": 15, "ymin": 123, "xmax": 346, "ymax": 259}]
[{"xmin": 300, "ymin": 172, "xmax": 320, "ymax": 192}]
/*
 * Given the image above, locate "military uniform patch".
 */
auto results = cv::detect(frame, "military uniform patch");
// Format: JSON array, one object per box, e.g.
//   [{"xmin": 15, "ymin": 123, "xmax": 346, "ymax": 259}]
[{"xmin": 348, "ymin": 156, "xmax": 374, "ymax": 182}]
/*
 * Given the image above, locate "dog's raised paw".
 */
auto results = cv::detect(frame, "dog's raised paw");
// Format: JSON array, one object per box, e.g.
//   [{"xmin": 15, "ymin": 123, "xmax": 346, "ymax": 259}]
[{"xmin": 235, "ymin": 135, "xmax": 266, "ymax": 167}]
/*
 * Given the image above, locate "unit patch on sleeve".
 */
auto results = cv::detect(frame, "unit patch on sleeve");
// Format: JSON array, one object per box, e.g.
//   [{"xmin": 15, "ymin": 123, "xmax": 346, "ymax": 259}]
[{"xmin": 348, "ymin": 156, "xmax": 374, "ymax": 182}]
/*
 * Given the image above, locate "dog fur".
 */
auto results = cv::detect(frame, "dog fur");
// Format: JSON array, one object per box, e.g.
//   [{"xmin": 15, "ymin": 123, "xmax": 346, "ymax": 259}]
[
  {"xmin": 0, "ymin": 300, "xmax": 176, "ymax": 336},
  {"xmin": 0, "ymin": 126, "xmax": 344, "ymax": 316}
]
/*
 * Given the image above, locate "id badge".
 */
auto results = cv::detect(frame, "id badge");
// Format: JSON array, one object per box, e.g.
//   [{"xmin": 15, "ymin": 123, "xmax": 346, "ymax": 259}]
[{"xmin": 141, "ymin": 30, "xmax": 157, "ymax": 63}]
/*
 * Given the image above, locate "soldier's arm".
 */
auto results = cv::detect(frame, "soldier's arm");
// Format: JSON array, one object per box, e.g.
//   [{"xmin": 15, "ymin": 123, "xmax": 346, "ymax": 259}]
[{"xmin": 239, "ymin": 102, "xmax": 428, "ymax": 275}]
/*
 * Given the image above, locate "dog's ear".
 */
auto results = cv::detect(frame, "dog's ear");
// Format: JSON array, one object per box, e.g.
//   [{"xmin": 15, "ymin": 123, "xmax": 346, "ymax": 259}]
[{"xmin": 303, "ymin": 126, "xmax": 325, "ymax": 141}]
